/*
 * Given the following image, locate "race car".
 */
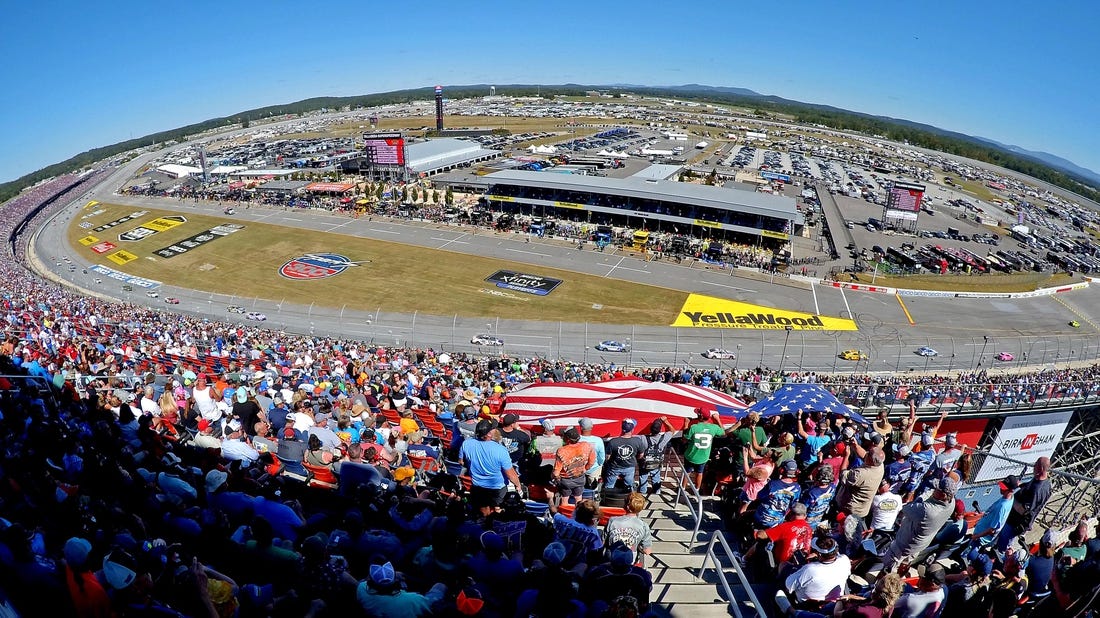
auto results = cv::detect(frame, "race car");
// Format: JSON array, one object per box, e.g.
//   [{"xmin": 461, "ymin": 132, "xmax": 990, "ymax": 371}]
[
  {"xmin": 595, "ymin": 340, "xmax": 631, "ymax": 353},
  {"xmin": 246, "ymin": 312, "xmax": 267, "ymax": 321},
  {"xmin": 146, "ymin": 291, "xmax": 159, "ymax": 298},
  {"xmin": 164, "ymin": 297, "xmax": 180, "ymax": 305},
  {"xmin": 702, "ymin": 348, "xmax": 736, "ymax": 360},
  {"xmin": 916, "ymin": 346, "xmax": 939, "ymax": 357},
  {"xmin": 226, "ymin": 305, "xmax": 246, "ymax": 314},
  {"xmin": 995, "ymin": 352, "xmax": 1014, "ymax": 361},
  {"xmin": 1070, "ymin": 320, "xmax": 1081, "ymax": 328},
  {"xmin": 470, "ymin": 334, "xmax": 504, "ymax": 346},
  {"xmin": 839, "ymin": 349, "xmax": 868, "ymax": 361}
]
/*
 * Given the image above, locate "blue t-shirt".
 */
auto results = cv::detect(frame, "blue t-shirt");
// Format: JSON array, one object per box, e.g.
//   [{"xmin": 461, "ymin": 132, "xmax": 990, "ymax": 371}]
[
  {"xmin": 460, "ymin": 438, "xmax": 513, "ymax": 490},
  {"xmin": 906, "ymin": 450, "xmax": 936, "ymax": 494},
  {"xmin": 801, "ymin": 482, "xmax": 837, "ymax": 528},
  {"xmin": 885, "ymin": 460, "xmax": 913, "ymax": 493},
  {"xmin": 755, "ymin": 479, "xmax": 803, "ymax": 528},
  {"xmin": 801, "ymin": 434, "xmax": 831, "ymax": 465},
  {"xmin": 973, "ymin": 496, "xmax": 1013, "ymax": 546}
]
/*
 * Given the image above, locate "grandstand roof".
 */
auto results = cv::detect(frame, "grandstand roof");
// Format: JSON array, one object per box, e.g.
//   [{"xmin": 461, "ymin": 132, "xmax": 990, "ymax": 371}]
[
  {"xmin": 630, "ymin": 164, "xmax": 683, "ymax": 181},
  {"xmin": 485, "ymin": 170, "xmax": 800, "ymax": 220},
  {"xmin": 406, "ymin": 138, "xmax": 500, "ymax": 173}
]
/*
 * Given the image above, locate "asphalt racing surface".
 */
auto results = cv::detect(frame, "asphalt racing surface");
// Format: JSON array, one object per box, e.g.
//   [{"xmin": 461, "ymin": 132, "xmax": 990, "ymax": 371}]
[{"xmin": 30, "ymin": 155, "xmax": 1100, "ymax": 375}]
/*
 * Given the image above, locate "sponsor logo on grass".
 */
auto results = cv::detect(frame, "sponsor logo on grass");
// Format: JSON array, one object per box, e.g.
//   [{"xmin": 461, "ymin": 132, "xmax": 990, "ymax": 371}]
[
  {"xmin": 81, "ymin": 208, "xmax": 106, "ymax": 219},
  {"xmin": 119, "ymin": 215, "xmax": 187, "ymax": 241},
  {"xmin": 485, "ymin": 270, "xmax": 562, "ymax": 296},
  {"xmin": 78, "ymin": 235, "xmax": 100, "ymax": 246},
  {"xmin": 671, "ymin": 294, "xmax": 858, "ymax": 331},
  {"xmin": 107, "ymin": 250, "xmax": 138, "ymax": 265},
  {"xmin": 90, "ymin": 241, "xmax": 117, "ymax": 254},
  {"xmin": 78, "ymin": 222, "xmax": 93, "ymax": 229},
  {"xmin": 152, "ymin": 224, "xmax": 244, "ymax": 258},
  {"xmin": 93, "ymin": 211, "xmax": 147, "ymax": 233},
  {"xmin": 279, "ymin": 253, "xmax": 365, "ymax": 280},
  {"xmin": 89, "ymin": 264, "xmax": 160, "ymax": 289}
]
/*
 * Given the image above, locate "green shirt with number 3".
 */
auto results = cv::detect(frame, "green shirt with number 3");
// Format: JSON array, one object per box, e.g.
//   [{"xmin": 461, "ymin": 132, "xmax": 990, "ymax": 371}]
[{"xmin": 684, "ymin": 422, "xmax": 725, "ymax": 465}]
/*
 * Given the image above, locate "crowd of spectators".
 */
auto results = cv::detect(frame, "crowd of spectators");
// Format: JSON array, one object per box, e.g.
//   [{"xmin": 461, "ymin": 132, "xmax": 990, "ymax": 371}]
[{"xmin": 3, "ymin": 169, "xmax": 1100, "ymax": 616}]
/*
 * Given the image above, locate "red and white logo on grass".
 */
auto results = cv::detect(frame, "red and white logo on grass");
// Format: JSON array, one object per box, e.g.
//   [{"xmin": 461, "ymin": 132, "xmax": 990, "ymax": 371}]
[{"xmin": 279, "ymin": 253, "xmax": 365, "ymax": 280}]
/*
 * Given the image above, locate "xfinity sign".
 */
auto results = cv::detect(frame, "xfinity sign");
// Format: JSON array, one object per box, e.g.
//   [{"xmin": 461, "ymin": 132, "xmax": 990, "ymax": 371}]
[{"xmin": 485, "ymin": 270, "xmax": 562, "ymax": 296}]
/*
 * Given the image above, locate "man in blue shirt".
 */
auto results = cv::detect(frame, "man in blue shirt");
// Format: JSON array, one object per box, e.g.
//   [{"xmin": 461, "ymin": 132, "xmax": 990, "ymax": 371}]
[
  {"xmin": 904, "ymin": 432, "xmax": 937, "ymax": 501},
  {"xmin": 970, "ymin": 475, "xmax": 1018, "ymax": 547},
  {"xmin": 796, "ymin": 411, "xmax": 831, "ymax": 466},
  {"xmin": 755, "ymin": 460, "xmax": 803, "ymax": 530},
  {"xmin": 460, "ymin": 419, "xmax": 524, "ymax": 517},
  {"xmin": 885, "ymin": 445, "xmax": 914, "ymax": 494}
]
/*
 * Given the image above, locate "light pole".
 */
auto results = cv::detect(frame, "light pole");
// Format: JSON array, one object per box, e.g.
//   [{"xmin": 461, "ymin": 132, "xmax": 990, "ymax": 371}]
[
  {"xmin": 976, "ymin": 335, "xmax": 989, "ymax": 370},
  {"xmin": 734, "ymin": 343, "xmax": 742, "ymax": 372},
  {"xmin": 780, "ymin": 326, "xmax": 793, "ymax": 372}
]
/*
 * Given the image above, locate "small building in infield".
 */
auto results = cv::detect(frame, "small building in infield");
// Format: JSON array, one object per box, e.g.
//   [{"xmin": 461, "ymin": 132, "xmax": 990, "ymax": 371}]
[{"xmin": 480, "ymin": 169, "xmax": 802, "ymax": 244}]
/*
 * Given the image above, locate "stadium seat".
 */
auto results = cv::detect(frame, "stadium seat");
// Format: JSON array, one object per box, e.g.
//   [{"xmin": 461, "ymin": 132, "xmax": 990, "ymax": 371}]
[{"xmin": 302, "ymin": 462, "xmax": 338, "ymax": 489}]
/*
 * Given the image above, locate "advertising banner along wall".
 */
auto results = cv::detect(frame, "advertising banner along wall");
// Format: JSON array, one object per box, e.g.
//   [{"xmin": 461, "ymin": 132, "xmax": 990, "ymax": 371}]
[
  {"xmin": 672, "ymin": 294, "xmax": 858, "ymax": 330},
  {"xmin": 972, "ymin": 411, "xmax": 1072, "ymax": 483}
]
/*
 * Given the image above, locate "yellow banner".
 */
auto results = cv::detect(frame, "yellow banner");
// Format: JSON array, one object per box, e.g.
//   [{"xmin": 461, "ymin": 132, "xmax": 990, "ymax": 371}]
[
  {"xmin": 554, "ymin": 201, "xmax": 585, "ymax": 210},
  {"xmin": 487, "ymin": 195, "xmax": 514, "ymax": 202},
  {"xmin": 107, "ymin": 250, "xmax": 138, "ymax": 265},
  {"xmin": 78, "ymin": 235, "xmax": 100, "ymax": 246},
  {"xmin": 144, "ymin": 217, "xmax": 186, "ymax": 232},
  {"xmin": 672, "ymin": 294, "xmax": 858, "ymax": 331},
  {"xmin": 761, "ymin": 229, "xmax": 789, "ymax": 240},
  {"xmin": 693, "ymin": 219, "xmax": 722, "ymax": 229},
  {"xmin": 84, "ymin": 200, "xmax": 99, "ymax": 209}
]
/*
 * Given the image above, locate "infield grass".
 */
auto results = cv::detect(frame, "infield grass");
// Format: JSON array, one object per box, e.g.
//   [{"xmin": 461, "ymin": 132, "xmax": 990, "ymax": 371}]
[{"xmin": 69, "ymin": 204, "xmax": 687, "ymax": 325}]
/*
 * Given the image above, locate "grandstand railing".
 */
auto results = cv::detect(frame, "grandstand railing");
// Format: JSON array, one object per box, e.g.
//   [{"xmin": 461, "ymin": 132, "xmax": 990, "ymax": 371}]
[{"xmin": 667, "ymin": 449, "xmax": 766, "ymax": 618}]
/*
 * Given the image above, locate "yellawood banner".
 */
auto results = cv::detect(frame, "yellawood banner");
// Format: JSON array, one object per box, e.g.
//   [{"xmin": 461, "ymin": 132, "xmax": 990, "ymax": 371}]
[{"xmin": 672, "ymin": 294, "xmax": 858, "ymax": 331}]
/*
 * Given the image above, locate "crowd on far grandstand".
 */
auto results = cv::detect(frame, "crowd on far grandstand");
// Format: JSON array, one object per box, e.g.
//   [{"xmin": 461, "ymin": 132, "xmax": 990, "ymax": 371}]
[{"xmin": 0, "ymin": 170, "xmax": 1099, "ymax": 617}]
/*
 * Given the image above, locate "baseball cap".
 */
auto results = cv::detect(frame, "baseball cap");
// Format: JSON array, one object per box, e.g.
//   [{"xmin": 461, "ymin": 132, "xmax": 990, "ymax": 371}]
[
  {"xmin": 895, "ymin": 445, "xmax": 911, "ymax": 457},
  {"xmin": 286, "ymin": 412, "xmax": 296, "ymax": 421},
  {"xmin": 578, "ymin": 417, "xmax": 594, "ymax": 430},
  {"xmin": 369, "ymin": 561, "xmax": 396, "ymax": 586},
  {"xmin": 999, "ymin": 475, "xmax": 1020, "ymax": 492},
  {"xmin": 562, "ymin": 427, "xmax": 580, "ymax": 443},
  {"xmin": 924, "ymin": 564, "xmax": 947, "ymax": 586},
  {"xmin": 540, "ymin": 419, "xmax": 555, "ymax": 432},
  {"xmin": 456, "ymin": 588, "xmax": 485, "ymax": 616},
  {"xmin": 236, "ymin": 389, "xmax": 248, "ymax": 403},
  {"xmin": 621, "ymin": 418, "xmax": 637, "ymax": 431},
  {"xmin": 102, "ymin": 551, "xmax": 138, "ymax": 589},
  {"xmin": 543, "ymin": 541, "xmax": 567, "ymax": 565},
  {"xmin": 790, "ymin": 502, "xmax": 808, "ymax": 517},
  {"xmin": 953, "ymin": 498, "xmax": 966, "ymax": 518},
  {"xmin": 197, "ymin": 419, "xmax": 211, "ymax": 432},
  {"xmin": 63, "ymin": 537, "xmax": 93, "ymax": 569},
  {"xmin": 609, "ymin": 541, "xmax": 634, "ymax": 566},
  {"xmin": 780, "ymin": 460, "xmax": 799, "ymax": 478},
  {"xmin": 205, "ymin": 469, "xmax": 228, "ymax": 494},
  {"xmin": 934, "ymin": 476, "xmax": 959, "ymax": 497},
  {"xmin": 475, "ymin": 419, "xmax": 495, "ymax": 438},
  {"xmin": 393, "ymin": 467, "xmax": 416, "ymax": 483},
  {"xmin": 480, "ymin": 531, "xmax": 505, "ymax": 552},
  {"xmin": 921, "ymin": 431, "xmax": 935, "ymax": 446},
  {"xmin": 502, "ymin": 413, "xmax": 519, "ymax": 425},
  {"xmin": 1040, "ymin": 529, "xmax": 1057, "ymax": 548}
]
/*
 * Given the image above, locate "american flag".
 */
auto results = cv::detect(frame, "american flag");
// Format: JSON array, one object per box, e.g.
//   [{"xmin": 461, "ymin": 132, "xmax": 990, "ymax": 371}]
[{"xmin": 747, "ymin": 383, "xmax": 866, "ymax": 424}]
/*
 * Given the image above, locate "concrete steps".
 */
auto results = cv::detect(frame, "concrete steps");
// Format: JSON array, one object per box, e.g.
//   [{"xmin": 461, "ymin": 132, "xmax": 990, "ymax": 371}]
[{"xmin": 640, "ymin": 481, "xmax": 767, "ymax": 618}]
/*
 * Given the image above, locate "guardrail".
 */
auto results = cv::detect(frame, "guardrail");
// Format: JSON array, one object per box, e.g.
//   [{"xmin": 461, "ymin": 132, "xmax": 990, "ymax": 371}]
[{"xmin": 667, "ymin": 450, "xmax": 766, "ymax": 618}]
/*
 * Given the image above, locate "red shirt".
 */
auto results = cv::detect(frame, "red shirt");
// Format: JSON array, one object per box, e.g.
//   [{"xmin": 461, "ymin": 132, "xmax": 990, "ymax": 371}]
[{"xmin": 765, "ymin": 518, "xmax": 813, "ymax": 564}]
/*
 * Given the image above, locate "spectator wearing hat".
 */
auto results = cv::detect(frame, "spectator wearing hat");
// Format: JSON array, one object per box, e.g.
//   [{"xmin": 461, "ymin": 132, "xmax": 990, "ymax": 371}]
[
  {"xmin": 683, "ymin": 410, "xmax": 725, "ymax": 490},
  {"xmin": 515, "ymin": 543, "xmax": 588, "ymax": 617},
  {"xmin": 904, "ymin": 430, "xmax": 939, "ymax": 502},
  {"xmin": 460, "ymin": 419, "xmax": 524, "ymax": 518},
  {"xmin": 932, "ymin": 499, "xmax": 970, "ymax": 546},
  {"xmin": 796, "ymin": 409, "xmax": 832, "ymax": 466},
  {"xmin": 892, "ymin": 564, "xmax": 947, "ymax": 618},
  {"xmin": 221, "ymin": 418, "xmax": 260, "ymax": 463},
  {"xmin": 885, "ymin": 444, "xmax": 913, "ymax": 494},
  {"xmin": 497, "ymin": 413, "xmax": 532, "ymax": 478},
  {"xmin": 604, "ymin": 418, "xmax": 646, "ymax": 490},
  {"xmin": 942, "ymin": 550, "xmax": 994, "ymax": 618},
  {"xmin": 750, "ymin": 502, "xmax": 812, "ymax": 574},
  {"xmin": 727, "ymin": 412, "xmax": 767, "ymax": 466},
  {"xmin": 534, "ymin": 419, "xmax": 564, "ymax": 468},
  {"xmin": 754, "ymin": 460, "xmax": 803, "ymax": 530},
  {"xmin": 638, "ymin": 417, "xmax": 675, "ymax": 495},
  {"xmin": 989, "ymin": 538, "xmax": 1032, "ymax": 616},
  {"xmin": 801, "ymin": 464, "xmax": 838, "ymax": 530},
  {"xmin": 553, "ymin": 427, "xmax": 596, "ymax": 511},
  {"xmin": 356, "ymin": 560, "xmax": 446, "ymax": 617},
  {"xmin": 577, "ymin": 417, "xmax": 606, "ymax": 488},
  {"xmin": 1025, "ymin": 530, "xmax": 1058, "ymax": 597},
  {"xmin": 935, "ymin": 432, "xmax": 965, "ymax": 471},
  {"xmin": 232, "ymin": 386, "xmax": 264, "ymax": 437},
  {"xmin": 970, "ymin": 475, "xmax": 1019, "ymax": 547},
  {"xmin": 882, "ymin": 476, "xmax": 957, "ymax": 572},
  {"xmin": 581, "ymin": 541, "xmax": 653, "ymax": 614},
  {"xmin": 997, "ymin": 457, "xmax": 1053, "ymax": 552},
  {"xmin": 63, "ymin": 536, "xmax": 111, "ymax": 617},
  {"xmin": 464, "ymin": 530, "xmax": 524, "ymax": 607},
  {"xmin": 192, "ymin": 419, "xmax": 222, "ymax": 449},
  {"xmin": 307, "ymin": 411, "xmax": 342, "ymax": 451},
  {"xmin": 782, "ymin": 536, "xmax": 852, "ymax": 609}
]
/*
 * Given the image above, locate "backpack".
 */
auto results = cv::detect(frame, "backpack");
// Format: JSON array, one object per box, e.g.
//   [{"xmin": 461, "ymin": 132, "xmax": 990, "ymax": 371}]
[{"xmin": 640, "ymin": 435, "xmax": 664, "ymax": 472}]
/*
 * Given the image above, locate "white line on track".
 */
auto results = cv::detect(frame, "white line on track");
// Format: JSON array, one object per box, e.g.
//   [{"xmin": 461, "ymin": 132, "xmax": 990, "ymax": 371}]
[
  {"xmin": 605, "ymin": 257, "xmax": 627, "ymax": 278},
  {"xmin": 700, "ymin": 281, "xmax": 757, "ymax": 293},
  {"xmin": 840, "ymin": 287, "xmax": 852, "ymax": 320},
  {"xmin": 282, "ymin": 217, "xmax": 302, "ymax": 222},
  {"xmin": 506, "ymin": 248, "xmax": 551, "ymax": 257},
  {"xmin": 368, "ymin": 228, "xmax": 401, "ymax": 235},
  {"xmin": 326, "ymin": 221, "xmax": 353, "ymax": 231},
  {"xmin": 811, "ymin": 282, "xmax": 820, "ymax": 315},
  {"xmin": 433, "ymin": 234, "xmax": 470, "ymax": 248}
]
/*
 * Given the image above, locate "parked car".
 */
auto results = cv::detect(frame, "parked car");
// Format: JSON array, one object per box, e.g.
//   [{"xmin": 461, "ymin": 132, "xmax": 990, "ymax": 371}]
[
  {"xmin": 702, "ymin": 348, "xmax": 736, "ymax": 360},
  {"xmin": 595, "ymin": 340, "xmax": 631, "ymax": 352},
  {"xmin": 839, "ymin": 349, "xmax": 868, "ymax": 361},
  {"xmin": 995, "ymin": 352, "xmax": 1015, "ymax": 361},
  {"xmin": 470, "ymin": 334, "xmax": 504, "ymax": 346},
  {"xmin": 916, "ymin": 346, "xmax": 938, "ymax": 357}
]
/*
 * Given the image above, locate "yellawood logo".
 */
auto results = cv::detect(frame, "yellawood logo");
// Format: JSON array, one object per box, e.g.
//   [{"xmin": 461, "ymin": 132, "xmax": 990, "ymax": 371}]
[{"xmin": 671, "ymin": 294, "xmax": 858, "ymax": 331}]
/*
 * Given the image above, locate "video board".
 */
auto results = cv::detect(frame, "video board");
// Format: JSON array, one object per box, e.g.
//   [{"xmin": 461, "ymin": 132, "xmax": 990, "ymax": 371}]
[
  {"xmin": 361, "ymin": 132, "xmax": 406, "ymax": 166},
  {"xmin": 887, "ymin": 181, "xmax": 926, "ymax": 213}
]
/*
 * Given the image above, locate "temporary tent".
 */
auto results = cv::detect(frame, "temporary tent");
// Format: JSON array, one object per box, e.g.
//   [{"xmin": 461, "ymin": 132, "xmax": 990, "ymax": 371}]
[
  {"xmin": 745, "ymin": 383, "xmax": 867, "ymax": 424},
  {"xmin": 502, "ymin": 377, "xmax": 748, "ymax": 435}
]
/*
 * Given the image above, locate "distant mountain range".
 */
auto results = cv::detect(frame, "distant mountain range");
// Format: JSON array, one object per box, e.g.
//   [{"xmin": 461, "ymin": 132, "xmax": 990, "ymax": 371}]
[{"xmin": 608, "ymin": 83, "xmax": 1100, "ymax": 188}]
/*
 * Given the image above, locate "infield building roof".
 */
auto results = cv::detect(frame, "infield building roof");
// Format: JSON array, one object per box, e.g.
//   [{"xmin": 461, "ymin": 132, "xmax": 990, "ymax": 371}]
[{"xmin": 484, "ymin": 169, "xmax": 800, "ymax": 221}]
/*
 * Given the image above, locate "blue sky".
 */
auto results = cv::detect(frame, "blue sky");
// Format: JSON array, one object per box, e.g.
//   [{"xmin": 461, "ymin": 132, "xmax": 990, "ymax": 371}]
[{"xmin": 2, "ymin": 1, "xmax": 1098, "ymax": 184}]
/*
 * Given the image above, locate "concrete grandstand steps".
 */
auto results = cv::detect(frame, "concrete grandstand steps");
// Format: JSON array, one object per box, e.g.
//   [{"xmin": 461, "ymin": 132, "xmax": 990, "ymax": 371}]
[{"xmin": 640, "ymin": 483, "xmax": 762, "ymax": 618}]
